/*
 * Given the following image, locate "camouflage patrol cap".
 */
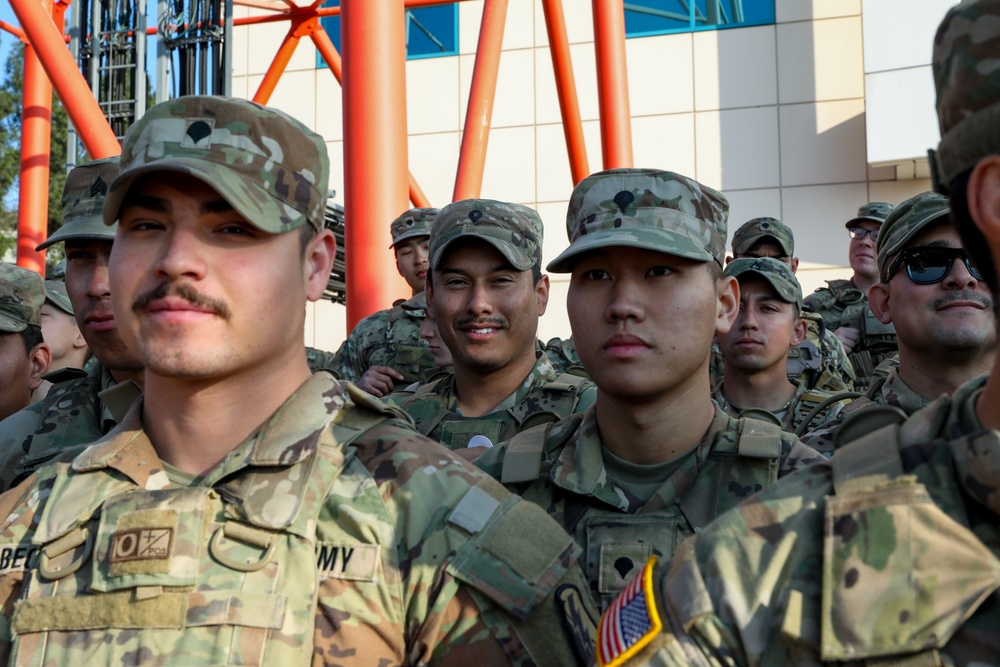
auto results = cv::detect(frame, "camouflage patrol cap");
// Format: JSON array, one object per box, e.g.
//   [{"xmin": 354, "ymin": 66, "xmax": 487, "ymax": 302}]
[
  {"xmin": 876, "ymin": 191, "xmax": 951, "ymax": 280},
  {"xmin": 732, "ymin": 217, "xmax": 794, "ymax": 257},
  {"xmin": 429, "ymin": 199, "xmax": 543, "ymax": 271},
  {"xmin": 845, "ymin": 202, "xmax": 893, "ymax": 228},
  {"xmin": 930, "ymin": 0, "xmax": 1000, "ymax": 193},
  {"xmin": 37, "ymin": 157, "xmax": 120, "ymax": 251},
  {"xmin": 0, "ymin": 263, "xmax": 44, "ymax": 333},
  {"xmin": 390, "ymin": 208, "xmax": 438, "ymax": 248},
  {"xmin": 547, "ymin": 168, "xmax": 728, "ymax": 273},
  {"xmin": 43, "ymin": 280, "xmax": 74, "ymax": 315},
  {"xmin": 723, "ymin": 257, "xmax": 803, "ymax": 310},
  {"xmin": 104, "ymin": 96, "xmax": 330, "ymax": 233}
]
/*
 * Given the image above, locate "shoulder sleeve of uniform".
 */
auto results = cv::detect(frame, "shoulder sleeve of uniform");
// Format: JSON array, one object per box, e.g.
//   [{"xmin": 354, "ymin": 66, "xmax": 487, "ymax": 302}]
[
  {"xmin": 445, "ymin": 479, "xmax": 580, "ymax": 619},
  {"xmin": 0, "ymin": 404, "xmax": 45, "ymax": 493}
]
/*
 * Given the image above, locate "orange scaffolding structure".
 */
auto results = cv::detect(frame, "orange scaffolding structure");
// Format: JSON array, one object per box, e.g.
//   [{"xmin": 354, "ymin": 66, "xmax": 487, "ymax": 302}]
[{"xmin": 5, "ymin": 0, "xmax": 633, "ymax": 330}]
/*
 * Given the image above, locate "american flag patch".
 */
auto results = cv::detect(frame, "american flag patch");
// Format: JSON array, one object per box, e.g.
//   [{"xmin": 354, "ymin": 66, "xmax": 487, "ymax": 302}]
[{"xmin": 597, "ymin": 556, "xmax": 662, "ymax": 667}]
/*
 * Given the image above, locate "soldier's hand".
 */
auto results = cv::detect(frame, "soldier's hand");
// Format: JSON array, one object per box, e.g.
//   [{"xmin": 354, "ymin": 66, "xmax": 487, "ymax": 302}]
[
  {"xmin": 833, "ymin": 326, "xmax": 860, "ymax": 354},
  {"xmin": 357, "ymin": 366, "xmax": 405, "ymax": 397}
]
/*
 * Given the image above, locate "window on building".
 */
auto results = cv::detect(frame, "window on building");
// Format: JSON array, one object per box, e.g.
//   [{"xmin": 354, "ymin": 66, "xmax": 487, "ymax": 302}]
[
  {"xmin": 624, "ymin": 0, "xmax": 775, "ymax": 37},
  {"xmin": 318, "ymin": 2, "xmax": 458, "ymax": 67}
]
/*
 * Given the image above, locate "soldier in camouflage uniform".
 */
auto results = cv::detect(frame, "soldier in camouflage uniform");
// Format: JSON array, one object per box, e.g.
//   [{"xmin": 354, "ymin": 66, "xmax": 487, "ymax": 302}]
[
  {"xmin": 0, "ymin": 158, "xmax": 145, "ymax": 493},
  {"xmin": 543, "ymin": 336, "xmax": 585, "ymax": 375},
  {"xmin": 596, "ymin": 7, "xmax": 1000, "ymax": 663},
  {"xmin": 329, "ymin": 208, "xmax": 439, "ymax": 396},
  {"xmin": 713, "ymin": 257, "xmax": 852, "ymax": 436},
  {"xmin": 39, "ymin": 280, "xmax": 89, "ymax": 375},
  {"xmin": 0, "ymin": 263, "xmax": 50, "ymax": 421},
  {"xmin": 474, "ymin": 169, "xmax": 824, "ymax": 610},
  {"xmin": 800, "ymin": 190, "xmax": 995, "ymax": 455},
  {"xmin": 395, "ymin": 199, "xmax": 597, "ymax": 456},
  {"xmin": 804, "ymin": 203, "xmax": 898, "ymax": 390},
  {"xmin": 0, "ymin": 96, "xmax": 598, "ymax": 665},
  {"xmin": 711, "ymin": 217, "xmax": 855, "ymax": 391}
]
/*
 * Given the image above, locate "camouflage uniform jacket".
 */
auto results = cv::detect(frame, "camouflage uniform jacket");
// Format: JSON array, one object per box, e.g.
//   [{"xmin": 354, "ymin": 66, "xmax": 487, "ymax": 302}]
[
  {"xmin": 603, "ymin": 376, "xmax": 1000, "ymax": 667},
  {"xmin": 0, "ymin": 362, "xmax": 140, "ymax": 492},
  {"xmin": 474, "ymin": 403, "xmax": 824, "ymax": 609},
  {"xmin": 800, "ymin": 364, "xmax": 931, "ymax": 456},
  {"xmin": 709, "ymin": 314, "xmax": 854, "ymax": 393},
  {"xmin": 803, "ymin": 279, "xmax": 897, "ymax": 390},
  {"xmin": 712, "ymin": 379, "xmax": 853, "ymax": 437},
  {"xmin": 0, "ymin": 372, "xmax": 597, "ymax": 666},
  {"xmin": 543, "ymin": 337, "xmax": 587, "ymax": 376},
  {"xmin": 396, "ymin": 352, "xmax": 598, "ymax": 449},
  {"xmin": 329, "ymin": 292, "xmax": 435, "ymax": 384}
]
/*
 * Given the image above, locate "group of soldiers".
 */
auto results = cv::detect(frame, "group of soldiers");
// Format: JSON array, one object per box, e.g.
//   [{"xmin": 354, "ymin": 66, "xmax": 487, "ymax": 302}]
[{"xmin": 0, "ymin": 1, "xmax": 996, "ymax": 664}]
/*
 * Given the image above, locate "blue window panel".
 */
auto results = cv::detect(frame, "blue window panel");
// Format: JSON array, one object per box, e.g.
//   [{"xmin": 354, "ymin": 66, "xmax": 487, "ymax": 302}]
[
  {"xmin": 318, "ymin": 2, "xmax": 458, "ymax": 66},
  {"xmin": 624, "ymin": 0, "xmax": 775, "ymax": 37}
]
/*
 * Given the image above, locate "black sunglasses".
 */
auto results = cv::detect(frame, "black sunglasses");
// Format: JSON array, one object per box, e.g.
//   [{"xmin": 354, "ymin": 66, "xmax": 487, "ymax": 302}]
[
  {"xmin": 884, "ymin": 246, "xmax": 983, "ymax": 284},
  {"xmin": 848, "ymin": 227, "xmax": 880, "ymax": 241}
]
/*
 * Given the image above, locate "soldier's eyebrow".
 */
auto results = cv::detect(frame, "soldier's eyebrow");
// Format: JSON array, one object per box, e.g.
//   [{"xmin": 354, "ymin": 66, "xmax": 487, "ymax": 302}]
[
  {"xmin": 121, "ymin": 194, "xmax": 170, "ymax": 213},
  {"xmin": 200, "ymin": 199, "xmax": 236, "ymax": 215},
  {"xmin": 440, "ymin": 263, "xmax": 517, "ymax": 276}
]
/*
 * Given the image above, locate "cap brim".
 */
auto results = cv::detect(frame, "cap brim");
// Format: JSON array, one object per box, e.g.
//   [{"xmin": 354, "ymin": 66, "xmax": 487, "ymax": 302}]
[
  {"xmin": 845, "ymin": 216, "xmax": 884, "ymax": 228},
  {"xmin": 546, "ymin": 227, "xmax": 714, "ymax": 273},
  {"xmin": 389, "ymin": 229, "xmax": 430, "ymax": 249},
  {"xmin": 104, "ymin": 158, "xmax": 312, "ymax": 233},
  {"xmin": 431, "ymin": 233, "xmax": 534, "ymax": 271},
  {"xmin": 36, "ymin": 217, "xmax": 117, "ymax": 251},
  {"xmin": 0, "ymin": 313, "xmax": 27, "ymax": 333}
]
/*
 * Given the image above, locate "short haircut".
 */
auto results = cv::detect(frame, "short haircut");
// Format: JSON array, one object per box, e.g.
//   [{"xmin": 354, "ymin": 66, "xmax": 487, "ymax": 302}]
[{"xmin": 18, "ymin": 325, "xmax": 44, "ymax": 356}]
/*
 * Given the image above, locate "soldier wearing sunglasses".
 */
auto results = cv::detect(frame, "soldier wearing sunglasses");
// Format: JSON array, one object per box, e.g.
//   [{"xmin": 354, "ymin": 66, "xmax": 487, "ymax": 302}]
[
  {"xmin": 800, "ymin": 191, "xmax": 996, "ymax": 454},
  {"xmin": 804, "ymin": 202, "xmax": 898, "ymax": 389}
]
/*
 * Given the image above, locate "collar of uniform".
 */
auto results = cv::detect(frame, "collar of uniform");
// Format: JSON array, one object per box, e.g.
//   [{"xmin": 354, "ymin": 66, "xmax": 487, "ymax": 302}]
[
  {"xmin": 550, "ymin": 403, "xmax": 732, "ymax": 513},
  {"xmin": 72, "ymin": 372, "xmax": 346, "ymax": 483},
  {"xmin": 876, "ymin": 366, "xmax": 930, "ymax": 416},
  {"xmin": 442, "ymin": 350, "xmax": 557, "ymax": 408}
]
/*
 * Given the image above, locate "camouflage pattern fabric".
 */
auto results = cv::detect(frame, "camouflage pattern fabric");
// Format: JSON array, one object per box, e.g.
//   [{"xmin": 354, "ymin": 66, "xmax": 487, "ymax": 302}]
[
  {"xmin": 548, "ymin": 168, "xmax": 728, "ymax": 272},
  {"xmin": 845, "ymin": 201, "xmax": 893, "ymax": 228},
  {"xmin": 395, "ymin": 352, "xmax": 597, "ymax": 450},
  {"xmin": 709, "ymin": 314, "xmax": 855, "ymax": 392},
  {"xmin": 0, "ymin": 362, "xmax": 122, "ymax": 493},
  {"xmin": 804, "ymin": 280, "xmax": 896, "ymax": 390},
  {"xmin": 104, "ymin": 96, "xmax": 329, "ymax": 233},
  {"xmin": 328, "ymin": 292, "xmax": 435, "ymax": 383},
  {"xmin": 475, "ymin": 403, "xmax": 824, "ymax": 610},
  {"xmin": 930, "ymin": 0, "xmax": 1000, "ymax": 193},
  {"xmin": 543, "ymin": 336, "xmax": 586, "ymax": 376},
  {"xmin": 0, "ymin": 372, "xmax": 597, "ymax": 665},
  {"xmin": 800, "ymin": 361, "xmax": 929, "ymax": 456},
  {"xmin": 876, "ymin": 192, "xmax": 950, "ymax": 281},
  {"xmin": 731, "ymin": 217, "xmax": 793, "ymax": 257},
  {"xmin": 430, "ymin": 199, "xmax": 543, "ymax": 271},
  {"xmin": 389, "ymin": 207, "xmax": 437, "ymax": 247},
  {"xmin": 0, "ymin": 263, "xmax": 44, "ymax": 333},
  {"xmin": 601, "ymin": 375, "xmax": 1000, "ymax": 666},
  {"xmin": 712, "ymin": 379, "xmax": 853, "ymax": 436},
  {"xmin": 37, "ymin": 156, "xmax": 119, "ymax": 250},
  {"xmin": 304, "ymin": 346, "xmax": 338, "ymax": 373}
]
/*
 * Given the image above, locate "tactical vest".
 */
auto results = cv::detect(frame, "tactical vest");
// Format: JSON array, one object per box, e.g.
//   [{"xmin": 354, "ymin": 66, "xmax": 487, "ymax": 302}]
[
  {"xmin": 383, "ymin": 302, "xmax": 436, "ymax": 383},
  {"xmin": 6, "ymin": 395, "xmax": 398, "ymax": 665},
  {"xmin": 501, "ymin": 416, "xmax": 785, "ymax": 609},
  {"xmin": 780, "ymin": 408, "xmax": 1000, "ymax": 665},
  {"xmin": 810, "ymin": 280, "xmax": 896, "ymax": 389},
  {"xmin": 407, "ymin": 373, "xmax": 594, "ymax": 449},
  {"xmin": 788, "ymin": 387, "xmax": 854, "ymax": 437}
]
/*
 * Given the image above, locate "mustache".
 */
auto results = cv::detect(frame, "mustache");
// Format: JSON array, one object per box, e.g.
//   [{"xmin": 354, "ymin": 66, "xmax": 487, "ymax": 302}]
[
  {"xmin": 456, "ymin": 317, "xmax": 507, "ymax": 329},
  {"xmin": 930, "ymin": 290, "xmax": 993, "ymax": 310},
  {"xmin": 132, "ymin": 282, "xmax": 232, "ymax": 319}
]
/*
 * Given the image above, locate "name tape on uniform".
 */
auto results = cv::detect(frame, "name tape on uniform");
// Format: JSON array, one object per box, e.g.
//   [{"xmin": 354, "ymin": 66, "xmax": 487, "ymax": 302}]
[
  {"xmin": 0, "ymin": 544, "xmax": 40, "ymax": 574},
  {"xmin": 315, "ymin": 543, "xmax": 380, "ymax": 581}
]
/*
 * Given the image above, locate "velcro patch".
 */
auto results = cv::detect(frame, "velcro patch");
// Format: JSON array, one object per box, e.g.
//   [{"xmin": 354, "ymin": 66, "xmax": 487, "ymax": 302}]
[
  {"xmin": 110, "ymin": 527, "xmax": 174, "ymax": 563},
  {"xmin": 315, "ymin": 543, "xmax": 380, "ymax": 581},
  {"xmin": 0, "ymin": 544, "xmax": 40, "ymax": 574},
  {"xmin": 598, "ymin": 556, "xmax": 663, "ymax": 667}
]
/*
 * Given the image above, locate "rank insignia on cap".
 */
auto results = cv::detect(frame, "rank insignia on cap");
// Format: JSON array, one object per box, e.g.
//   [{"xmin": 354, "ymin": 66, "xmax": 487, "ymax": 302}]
[{"xmin": 597, "ymin": 556, "xmax": 663, "ymax": 667}]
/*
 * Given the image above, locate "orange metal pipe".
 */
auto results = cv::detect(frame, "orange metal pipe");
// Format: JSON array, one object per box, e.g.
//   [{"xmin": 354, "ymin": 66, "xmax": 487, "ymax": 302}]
[
  {"xmin": 542, "ymin": 0, "xmax": 589, "ymax": 184},
  {"xmin": 342, "ymin": 0, "xmax": 410, "ymax": 329},
  {"xmin": 16, "ymin": 0, "xmax": 53, "ymax": 274},
  {"xmin": 0, "ymin": 20, "xmax": 25, "ymax": 38},
  {"xmin": 252, "ymin": 16, "xmax": 306, "ymax": 104},
  {"xmin": 408, "ymin": 172, "xmax": 431, "ymax": 208},
  {"xmin": 453, "ymin": 0, "xmax": 508, "ymax": 201},
  {"xmin": 592, "ymin": 0, "xmax": 633, "ymax": 169},
  {"xmin": 9, "ymin": 0, "xmax": 120, "ymax": 159}
]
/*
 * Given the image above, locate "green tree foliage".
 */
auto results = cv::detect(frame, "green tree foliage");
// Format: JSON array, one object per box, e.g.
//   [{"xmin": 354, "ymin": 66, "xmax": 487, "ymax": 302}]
[{"xmin": 0, "ymin": 41, "xmax": 71, "ymax": 264}]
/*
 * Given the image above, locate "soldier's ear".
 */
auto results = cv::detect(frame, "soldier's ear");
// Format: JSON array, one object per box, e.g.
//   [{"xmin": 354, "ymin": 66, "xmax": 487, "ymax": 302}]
[
  {"xmin": 28, "ymin": 343, "xmax": 51, "ymax": 391},
  {"xmin": 868, "ymin": 282, "xmax": 892, "ymax": 324},
  {"xmin": 967, "ymin": 156, "xmax": 1000, "ymax": 256},
  {"xmin": 304, "ymin": 228, "xmax": 336, "ymax": 302},
  {"xmin": 790, "ymin": 317, "xmax": 807, "ymax": 346},
  {"xmin": 715, "ymin": 274, "xmax": 739, "ymax": 335},
  {"xmin": 790, "ymin": 257, "xmax": 799, "ymax": 274}
]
